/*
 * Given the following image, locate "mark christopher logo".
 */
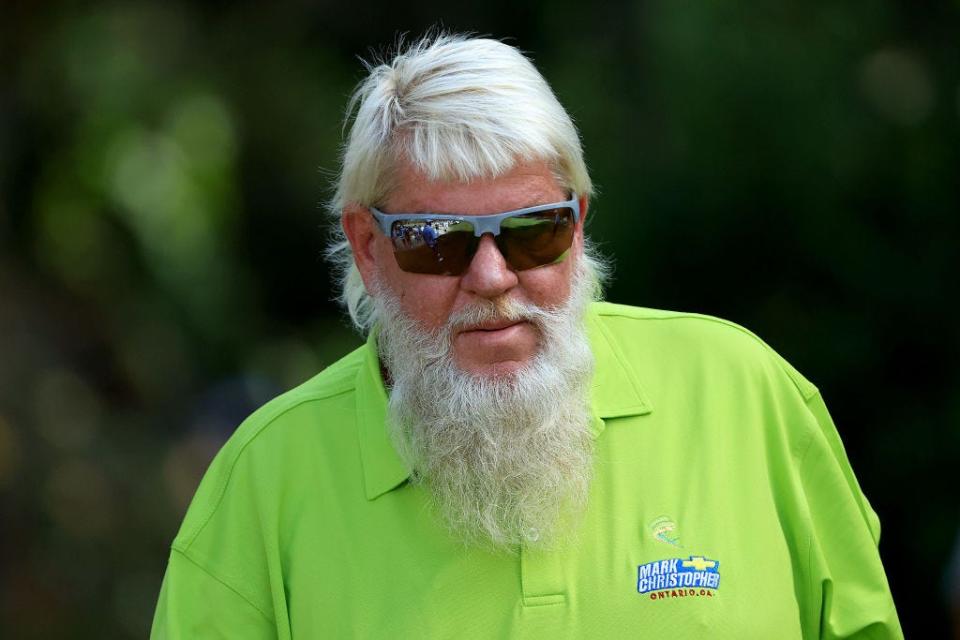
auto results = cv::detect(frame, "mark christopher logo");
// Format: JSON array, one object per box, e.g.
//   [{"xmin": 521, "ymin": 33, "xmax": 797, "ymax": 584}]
[{"xmin": 637, "ymin": 556, "xmax": 721, "ymax": 599}]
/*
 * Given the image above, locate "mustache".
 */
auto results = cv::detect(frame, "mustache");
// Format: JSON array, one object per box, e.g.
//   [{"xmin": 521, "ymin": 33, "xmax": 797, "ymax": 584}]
[{"xmin": 445, "ymin": 297, "xmax": 546, "ymax": 333}]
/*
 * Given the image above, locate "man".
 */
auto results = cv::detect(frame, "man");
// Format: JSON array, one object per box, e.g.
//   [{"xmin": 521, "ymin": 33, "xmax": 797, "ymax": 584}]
[{"xmin": 152, "ymin": 34, "xmax": 902, "ymax": 638}]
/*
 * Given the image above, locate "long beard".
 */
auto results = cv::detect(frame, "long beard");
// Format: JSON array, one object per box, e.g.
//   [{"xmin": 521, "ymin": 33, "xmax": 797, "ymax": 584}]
[{"xmin": 373, "ymin": 258, "xmax": 600, "ymax": 551}]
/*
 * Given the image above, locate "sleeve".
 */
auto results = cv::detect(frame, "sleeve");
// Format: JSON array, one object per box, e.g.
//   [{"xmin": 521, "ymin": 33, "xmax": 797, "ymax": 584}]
[
  {"xmin": 798, "ymin": 391, "xmax": 903, "ymax": 640},
  {"xmin": 150, "ymin": 548, "xmax": 277, "ymax": 639}
]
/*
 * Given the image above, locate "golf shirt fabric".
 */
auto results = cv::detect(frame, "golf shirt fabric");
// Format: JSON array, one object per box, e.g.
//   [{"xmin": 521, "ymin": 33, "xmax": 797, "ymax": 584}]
[{"xmin": 151, "ymin": 302, "xmax": 902, "ymax": 639}]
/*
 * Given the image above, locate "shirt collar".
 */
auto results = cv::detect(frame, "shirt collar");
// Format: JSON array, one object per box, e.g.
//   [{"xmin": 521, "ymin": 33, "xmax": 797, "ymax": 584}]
[
  {"xmin": 586, "ymin": 305, "xmax": 654, "ymax": 422},
  {"xmin": 355, "ymin": 327, "xmax": 407, "ymax": 501},
  {"xmin": 355, "ymin": 303, "xmax": 654, "ymax": 501}
]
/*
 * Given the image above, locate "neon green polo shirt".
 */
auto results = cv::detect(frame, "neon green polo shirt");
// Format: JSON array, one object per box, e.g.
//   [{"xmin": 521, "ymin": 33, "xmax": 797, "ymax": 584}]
[{"xmin": 151, "ymin": 302, "xmax": 902, "ymax": 639}]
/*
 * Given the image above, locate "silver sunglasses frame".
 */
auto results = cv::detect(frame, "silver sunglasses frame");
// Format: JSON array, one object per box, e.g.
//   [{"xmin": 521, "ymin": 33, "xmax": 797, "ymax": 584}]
[{"xmin": 368, "ymin": 194, "xmax": 580, "ymax": 238}]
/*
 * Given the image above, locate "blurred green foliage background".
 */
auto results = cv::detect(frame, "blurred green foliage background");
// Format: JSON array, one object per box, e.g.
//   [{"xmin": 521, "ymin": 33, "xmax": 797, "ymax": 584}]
[{"xmin": 1, "ymin": 1, "xmax": 958, "ymax": 637}]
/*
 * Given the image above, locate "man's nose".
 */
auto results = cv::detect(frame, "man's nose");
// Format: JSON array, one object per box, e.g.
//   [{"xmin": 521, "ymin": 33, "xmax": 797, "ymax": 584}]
[{"xmin": 459, "ymin": 234, "xmax": 519, "ymax": 298}]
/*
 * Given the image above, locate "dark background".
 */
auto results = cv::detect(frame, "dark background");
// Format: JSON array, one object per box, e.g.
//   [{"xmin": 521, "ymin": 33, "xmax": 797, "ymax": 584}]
[{"xmin": 2, "ymin": 1, "xmax": 958, "ymax": 637}]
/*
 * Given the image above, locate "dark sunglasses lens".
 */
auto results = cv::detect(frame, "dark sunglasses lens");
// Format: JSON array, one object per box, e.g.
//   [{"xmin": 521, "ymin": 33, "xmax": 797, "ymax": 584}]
[
  {"xmin": 390, "ymin": 219, "xmax": 478, "ymax": 275},
  {"xmin": 496, "ymin": 207, "xmax": 575, "ymax": 271}
]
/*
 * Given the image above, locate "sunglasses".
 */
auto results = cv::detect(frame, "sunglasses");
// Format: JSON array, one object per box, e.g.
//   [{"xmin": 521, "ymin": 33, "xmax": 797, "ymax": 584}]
[{"xmin": 369, "ymin": 195, "xmax": 580, "ymax": 276}]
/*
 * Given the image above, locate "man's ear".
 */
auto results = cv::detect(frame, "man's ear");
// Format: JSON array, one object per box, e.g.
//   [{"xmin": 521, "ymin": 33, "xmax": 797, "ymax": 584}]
[
  {"xmin": 578, "ymin": 194, "xmax": 589, "ymax": 225},
  {"xmin": 341, "ymin": 204, "xmax": 380, "ymax": 293},
  {"xmin": 573, "ymin": 194, "xmax": 590, "ymax": 251}
]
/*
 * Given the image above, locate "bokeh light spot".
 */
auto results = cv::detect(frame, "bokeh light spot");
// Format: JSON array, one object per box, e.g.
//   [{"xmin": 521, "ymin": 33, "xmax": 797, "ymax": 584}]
[
  {"xmin": 168, "ymin": 93, "xmax": 237, "ymax": 178},
  {"xmin": 33, "ymin": 368, "xmax": 103, "ymax": 450},
  {"xmin": 34, "ymin": 188, "xmax": 111, "ymax": 289},
  {"xmin": 860, "ymin": 48, "xmax": 935, "ymax": 126},
  {"xmin": 43, "ymin": 458, "xmax": 116, "ymax": 539},
  {"xmin": 117, "ymin": 310, "xmax": 192, "ymax": 402}
]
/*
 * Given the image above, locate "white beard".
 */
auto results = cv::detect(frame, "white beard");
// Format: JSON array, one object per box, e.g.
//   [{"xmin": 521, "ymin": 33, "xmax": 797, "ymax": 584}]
[{"xmin": 372, "ymin": 255, "xmax": 601, "ymax": 551}]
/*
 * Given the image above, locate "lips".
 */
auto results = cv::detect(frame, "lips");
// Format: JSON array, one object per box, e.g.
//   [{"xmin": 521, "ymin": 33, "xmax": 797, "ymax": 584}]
[
  {"xmin": 461, "ymin": 319, "xmax": 524, "ymax": 333},
  {"xmin": 452, "ymin": 318, "xmax": 539, "ymax": 374}
]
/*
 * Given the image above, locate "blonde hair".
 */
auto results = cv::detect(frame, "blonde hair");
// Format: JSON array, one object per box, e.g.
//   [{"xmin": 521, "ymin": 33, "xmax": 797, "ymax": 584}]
[{"xmin": 327, "ymin": 33, "xmax": 594, "ymax": 331}]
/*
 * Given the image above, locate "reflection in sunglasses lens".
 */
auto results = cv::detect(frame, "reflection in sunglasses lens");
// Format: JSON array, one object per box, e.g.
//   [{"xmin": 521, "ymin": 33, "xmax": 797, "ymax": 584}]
[
  {"xmin": 392, "ymin": 219, "xmax": 478, "ymax": 275},
  {"xmin": 497, "ymin": 208, "xmax": 575, "ymax": 271}
]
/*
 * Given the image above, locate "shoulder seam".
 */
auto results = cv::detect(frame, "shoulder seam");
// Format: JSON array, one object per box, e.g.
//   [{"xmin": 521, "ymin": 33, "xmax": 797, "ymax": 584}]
[
  {"xmin": 170, "ymin": 547, "xmax": 275, "ymax": 624},
  {"xmin": 599, "ymin": 308, "xmax": 756, "ymax": 331},
  {"xmin": 178, "ymin": 388, "xmax": 354, "ymax": 550},
  {"xmin": 598, "ymin": 309, "xmax": 767, "ymax": 345},
  {"xmin": 598, "ymin": 308, "xmax": 819, "ymax": 401}
]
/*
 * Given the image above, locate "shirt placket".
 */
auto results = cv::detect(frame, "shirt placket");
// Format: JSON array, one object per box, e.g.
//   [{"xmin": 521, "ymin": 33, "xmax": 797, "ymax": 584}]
[{"xmin": 519, "ymin": 543, "xmax": 567, "ymax": 607}]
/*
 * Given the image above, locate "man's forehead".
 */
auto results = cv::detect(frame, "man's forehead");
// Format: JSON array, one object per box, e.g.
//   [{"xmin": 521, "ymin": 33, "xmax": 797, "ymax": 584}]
[{"xmin": 383, "ymin": 159, "xmax": 565, "ymax": 215}]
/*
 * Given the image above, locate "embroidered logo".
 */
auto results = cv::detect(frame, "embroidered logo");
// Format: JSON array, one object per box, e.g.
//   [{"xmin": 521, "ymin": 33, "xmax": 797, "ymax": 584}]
[
  {"xmin": 648, "ymin": 515, "xmax": 683, "ymax": 548},
  {"xmin": 637, "ymin": 556, "xmax": 721, "ymax": 599}
]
